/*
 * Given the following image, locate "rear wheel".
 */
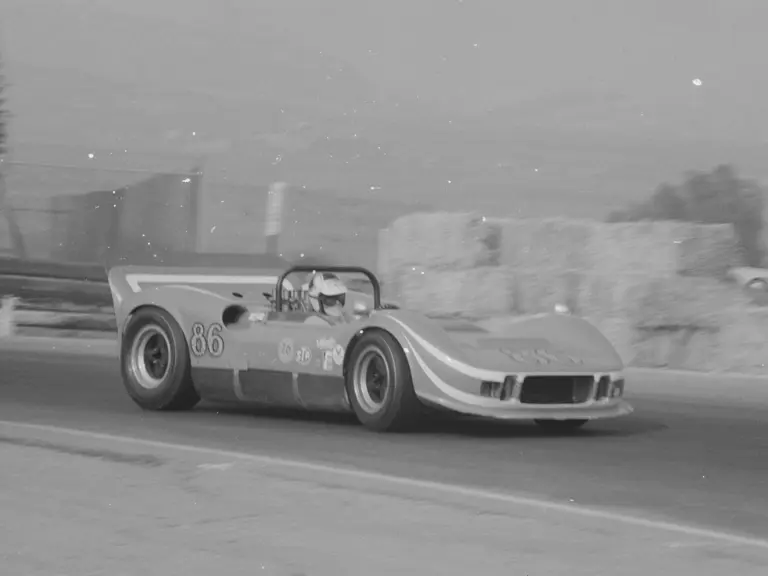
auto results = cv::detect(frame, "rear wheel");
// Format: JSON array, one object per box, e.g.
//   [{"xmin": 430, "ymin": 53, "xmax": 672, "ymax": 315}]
[
  {"xmin": 346, "ymin": 330, "xmax": 421, "ymax": 432},
  {"xmin": 120, "ymin": 307, "xmax": 200, "ymax": 411},
  {"xmin": 534, "ymin": 419, "xmax": 588, "ymax": 432}
]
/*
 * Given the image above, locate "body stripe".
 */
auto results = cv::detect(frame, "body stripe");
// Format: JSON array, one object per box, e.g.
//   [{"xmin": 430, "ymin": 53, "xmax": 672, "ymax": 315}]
[
  {"xmin": 390, "ymin": 317, "xmax": 508, "ymax": 381},
  {"xmin": 403, "ymin": 334, "xmax": 502, "ymax": 407},
  {"xmin": 123, "ymin": 274, "xmax": 292, "ymax": 293}
]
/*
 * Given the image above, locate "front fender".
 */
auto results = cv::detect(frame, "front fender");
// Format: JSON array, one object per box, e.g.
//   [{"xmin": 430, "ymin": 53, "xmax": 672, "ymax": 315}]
[{"xmin": 348, "ymin": 310, "xmax": 478, "ymax": 386}]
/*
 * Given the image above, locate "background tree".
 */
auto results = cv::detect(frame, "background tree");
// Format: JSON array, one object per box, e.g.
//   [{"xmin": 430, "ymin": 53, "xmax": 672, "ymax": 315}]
[
  {"xmin": 0, "ymin": 50, "xmax": 27, "ymax": 259},
  {"xmin": 607, "ymin": 164, "xmax": 765, "ymax": 267}
]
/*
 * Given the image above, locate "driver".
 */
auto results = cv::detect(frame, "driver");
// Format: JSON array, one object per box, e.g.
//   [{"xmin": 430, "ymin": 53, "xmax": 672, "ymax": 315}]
[{"xmin": 307, "ymin": 272, "xmax": 348, "ymax": 319}]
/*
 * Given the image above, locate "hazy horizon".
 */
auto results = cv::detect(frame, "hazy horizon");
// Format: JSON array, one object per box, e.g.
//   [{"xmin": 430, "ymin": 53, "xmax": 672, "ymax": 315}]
[
  {"xmin": 3, "ymin": 0, "xmax": 768, "ymax": 216},
  {"xmin": 5, "ymin": 0, "xmax": 768, "ymax": 118}
]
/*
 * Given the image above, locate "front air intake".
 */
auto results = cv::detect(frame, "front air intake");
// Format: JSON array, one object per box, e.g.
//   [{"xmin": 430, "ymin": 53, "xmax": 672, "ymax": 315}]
[
  {"xmin": 519, "ymin": 376, "xmax": 593, "ymax": 404},
  {"xmin": 479, "ymin": 377, "xmax": 516, "ymax": 400}
]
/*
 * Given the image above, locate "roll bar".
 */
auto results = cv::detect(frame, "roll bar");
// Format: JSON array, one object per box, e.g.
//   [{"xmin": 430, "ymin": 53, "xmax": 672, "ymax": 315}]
[{"xmin": 276, "ymin": 265, "xmax": 382, "ymax": 311}]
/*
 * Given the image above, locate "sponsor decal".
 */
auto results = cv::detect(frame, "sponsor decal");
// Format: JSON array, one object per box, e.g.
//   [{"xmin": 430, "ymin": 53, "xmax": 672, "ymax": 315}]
[
  {"xmin": 296, "ymin": 346, "xmax": 312, "ymax": 366},
  {"xmin": 499, "ymin": 348, "xmax": 583, "ymax": 366},
  {"xmin": 278, "ymin": 338, "xmax": 294, "ymax": 364},
  {"xmin": 332, "ymin": 344, "xmax": 345, "ymax": 366},
  {"xmin": 189, "ymin": 322, "xmax": 225, "ymax": 357},
  {"xmin": 322, "ymin": 351, "xmax": 334, "ymax": 371},
  {"xmin": 316, "ymin": 337, "xmax": 336, "ymax": 350}
]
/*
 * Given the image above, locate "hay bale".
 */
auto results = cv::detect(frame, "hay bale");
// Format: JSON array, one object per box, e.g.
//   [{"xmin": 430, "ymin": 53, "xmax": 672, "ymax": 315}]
[
  {"xmin": 377, "ymin": 228, "xmax": 393, "ymax": 282},
  {"xmin": 397, "ymin": 267, "xmax": 511, "ymax": 317},
  {"xmin": 577, "ymin": 272, "xmax": 654, "ymax": 319},
  {"xmin": 589, "ymin": 221, "xmax": 691, "ymax": 278},
  {"xmin": 499, "ymin": 218, "xmax": 695, "ymax": 277},
  {"xmin": 510, "ymin": 267, "xmax": 585, "ymax": 315},
  {"xmin": 385, "ymin": 212, "xmax": 501, "ymax": 271},
  {"xmin": 677, "ymin": 223, "xmax": 743, "ymax": 279},
  {"xmin": 627, "ymin": 277, "xmax": 731, "ymax": 331},
  {"xmin": 715, "ymin": 306, "xmax": 768, "ymax": 374},
  {"xmin": 499, "ymin": 217, "xmax": 596, "ymax": 272}
]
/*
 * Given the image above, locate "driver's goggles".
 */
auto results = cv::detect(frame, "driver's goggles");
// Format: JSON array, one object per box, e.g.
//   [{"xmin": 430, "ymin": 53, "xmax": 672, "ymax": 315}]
[{"xmin": 320, "ymin": 293, "xmax": 346, "ymax": 308}]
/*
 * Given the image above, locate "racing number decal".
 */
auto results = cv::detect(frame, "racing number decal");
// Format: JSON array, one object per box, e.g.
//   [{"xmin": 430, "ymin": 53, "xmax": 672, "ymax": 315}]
[
  {"xmin": 500, "ymin": 348, "xmax": 583, "ymax": 366},
  {"xmin": 190, "ymin": 322, "xmax": 225, "ymax": 358}
]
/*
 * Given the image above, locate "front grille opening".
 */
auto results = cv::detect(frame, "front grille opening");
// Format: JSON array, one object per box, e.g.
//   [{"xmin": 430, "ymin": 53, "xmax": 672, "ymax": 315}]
[
  {"xmin": 594, "ymin": 376, "xmax": 611, "ymax": 400},
  {"xmin": 480, "ymin": 378, "xmax": 515, "ymax": 400},
  {"xmin": 519, "ymin": 376, "xmax": 593, "ymax": 405}
]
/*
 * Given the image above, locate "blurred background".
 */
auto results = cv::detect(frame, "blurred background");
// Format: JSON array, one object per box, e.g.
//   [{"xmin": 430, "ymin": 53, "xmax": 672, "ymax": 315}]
[
  {"xmin": 3, "ymin": 0, "xmax": 768, "ymax": 266},
  {"xmin": 3, "ymin": 0, "xmax": 768, "ymax": 339}
]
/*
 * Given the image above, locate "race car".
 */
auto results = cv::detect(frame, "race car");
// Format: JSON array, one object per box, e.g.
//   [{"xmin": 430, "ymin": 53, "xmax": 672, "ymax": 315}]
[{"xmin": 108, "ymin": 262, "xmax": 633, "ymax": 432}]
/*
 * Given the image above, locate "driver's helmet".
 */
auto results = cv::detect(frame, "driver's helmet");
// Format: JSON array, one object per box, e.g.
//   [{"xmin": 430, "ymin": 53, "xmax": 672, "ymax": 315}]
[{"xmin": 307, "ymin": 272, "xmax": 347, "ymax": 317}]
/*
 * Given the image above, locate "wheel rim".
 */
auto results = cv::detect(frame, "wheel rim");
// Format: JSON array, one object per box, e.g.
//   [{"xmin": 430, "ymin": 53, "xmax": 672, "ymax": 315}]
[
  {"xmin": 352, "ymin": 346, "xmax": 391, "ymax": 415},
  {"xmin": 130, "ymin": 324, "xmax": 172, "ymax": 390}
]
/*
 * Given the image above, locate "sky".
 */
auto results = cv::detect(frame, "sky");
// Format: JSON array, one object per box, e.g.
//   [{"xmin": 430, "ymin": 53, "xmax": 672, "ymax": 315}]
[
  {"xmin": 3, "ymin": 0, "xmax": 768, "ymax": 208},
  {"xmin": 4, "ymin": 0, "xmax": 768, "ymax": 115}
]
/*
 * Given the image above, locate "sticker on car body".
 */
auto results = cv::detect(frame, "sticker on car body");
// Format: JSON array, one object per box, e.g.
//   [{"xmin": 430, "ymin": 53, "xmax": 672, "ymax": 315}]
[
  {"xmin": 190, "ymin": 322, "xmax": 225, "ymax": 358},
  {"xmin": 332, "ymin": 344, "xmax": 345, "ymax": 366},
  {"xmin": 322, "ymin": 351, "xmax": 334, "ymax": 371},
  {"xmin": 278, "ymin": 338, "xmax": 294, "ymax": 364},
  {"xmin": 316, "ymin": 337, "xmax": 336, "ymax": 350},
  {"xmin": 499, "ymin": 348, "xmax": 582, "ymax": 365},
  {"xmin": 296, "ymin": 346, "xmax": 312, "ymax": 366}
]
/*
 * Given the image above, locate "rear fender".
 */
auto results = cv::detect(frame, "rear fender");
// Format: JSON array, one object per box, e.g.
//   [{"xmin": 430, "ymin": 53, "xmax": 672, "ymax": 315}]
[
  {"xmin": 108, "ymin": 285, "xmax": 189, "ymax": 349},
  {"xmin": 108, "ymin": 266, "xmax": 246, "ymax": 345}
]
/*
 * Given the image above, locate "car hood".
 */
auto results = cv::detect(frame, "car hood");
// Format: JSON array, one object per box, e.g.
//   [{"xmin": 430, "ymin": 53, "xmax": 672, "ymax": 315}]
[
  {"xmin": 383, "ymin": 312, "xmax": 623, "ymax": 375},
  {"xmin": 449, "ymin": 333, "xmax": 607, "ymax": 373}
]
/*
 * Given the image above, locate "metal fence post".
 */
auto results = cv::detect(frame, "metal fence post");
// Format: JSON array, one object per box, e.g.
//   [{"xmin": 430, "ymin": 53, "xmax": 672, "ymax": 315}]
[{"xmin": 265, "ymin": 181, "xmax": 286, "ymax": 256}]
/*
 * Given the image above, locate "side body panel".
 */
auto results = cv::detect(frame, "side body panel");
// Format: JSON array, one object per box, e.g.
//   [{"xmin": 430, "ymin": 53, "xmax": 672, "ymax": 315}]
[
  {"xmin": 215, "ymin": 313, "xmax": 363, "ymax": 412},
  {"xmin": 108, "ymin": 265, "xmax": 362, "ymax": 413}
]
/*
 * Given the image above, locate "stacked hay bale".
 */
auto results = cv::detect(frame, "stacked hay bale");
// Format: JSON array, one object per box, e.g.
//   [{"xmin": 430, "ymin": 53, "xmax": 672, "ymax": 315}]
[
  {"xmin": 676, "ymin": 223, "xmax": 742, "ymax": 279},
  {"xmin": 495, "ymin": 218, "xmax": 694, "ymax": 363},
  {"xmin": 377, "ymin": 212, "xmax": 508, "ymax": 317},
  {"xmin": 498, "ymin": 217, "xmax": 598, "ymax": 316},
  {"xmin": 378, "ymin": 210, "xmax": 757, "ymax": 372},
  {"xmin": 499, "ymin": 217, "xmax": 745, "ymax": 369}
]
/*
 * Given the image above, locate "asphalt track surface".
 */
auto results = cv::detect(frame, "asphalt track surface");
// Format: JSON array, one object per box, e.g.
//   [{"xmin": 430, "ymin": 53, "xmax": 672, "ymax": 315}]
[{"xmin": 1, "ymin": 345, "xmax": 767, "ymax": 543}]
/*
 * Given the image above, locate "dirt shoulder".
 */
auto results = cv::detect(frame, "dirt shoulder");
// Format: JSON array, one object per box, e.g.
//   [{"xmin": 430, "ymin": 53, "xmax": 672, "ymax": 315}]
[{"xmin": 1, "ymin": 423, "xmax": 766, "ymax": 575}]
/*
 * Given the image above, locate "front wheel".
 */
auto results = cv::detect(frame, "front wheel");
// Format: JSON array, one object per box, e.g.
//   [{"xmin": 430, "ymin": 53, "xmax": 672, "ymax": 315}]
[
  {"xmin": 533, "ymin": 419, "xmax": 588, "ymax": 432},
  {"xmin": 345, "ymin": 330, "xmax": 421, "ymax": 432},
  {"xmin": 120, "ymin": 306, "xmax": 200, "ymax": 411}
]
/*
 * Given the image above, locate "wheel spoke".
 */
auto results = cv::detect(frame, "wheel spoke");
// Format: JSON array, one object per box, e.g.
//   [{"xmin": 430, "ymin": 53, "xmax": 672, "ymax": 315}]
[
  {"xmin": 130, "ymin": 325, "xmax": 172, "ymax": 390},
  {"xmin": 352, "ymin": 347, "xmax": 391, "ymax": 414}
]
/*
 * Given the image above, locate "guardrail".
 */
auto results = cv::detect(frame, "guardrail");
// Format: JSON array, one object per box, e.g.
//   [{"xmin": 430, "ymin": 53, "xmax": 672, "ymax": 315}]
[
  {"xmin": 0, "ymin": 257, "xmax": 108, "ymax": 282},
  {"xmin": 0, "ymin": 252, "xmax": 378, "ymax": 337}
]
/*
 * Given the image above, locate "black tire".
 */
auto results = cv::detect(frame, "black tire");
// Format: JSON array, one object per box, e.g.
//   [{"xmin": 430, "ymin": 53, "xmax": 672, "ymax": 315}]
[
  {"xmin": 533, "ymin": 419, "xmax": 588, "ymax": 432},
  {"xmin": 345, "ymin": 329, "xmax": 421, "ymax": 432},
  {"xmin": 120, "ymin": 306, "xmax": 200, "ymax": 411}
]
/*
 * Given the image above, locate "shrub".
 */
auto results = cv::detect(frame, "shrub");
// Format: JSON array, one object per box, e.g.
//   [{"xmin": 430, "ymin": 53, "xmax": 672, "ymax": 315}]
[{"xmin": 607, "ymin": 164, "xmax": 765, "ymax": 267}]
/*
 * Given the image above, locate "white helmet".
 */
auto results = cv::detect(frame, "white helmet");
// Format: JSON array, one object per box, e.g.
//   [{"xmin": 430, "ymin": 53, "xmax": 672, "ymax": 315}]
[{"xmin": 307, "ymin": 272, "xmax": 347, "ymax": 316}]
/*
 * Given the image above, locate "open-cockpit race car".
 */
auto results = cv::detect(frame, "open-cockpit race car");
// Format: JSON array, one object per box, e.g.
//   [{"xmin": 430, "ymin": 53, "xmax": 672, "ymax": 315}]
[{"xmin": 108, "ymin": 263, "xmax": 633, "ymax": 432}]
